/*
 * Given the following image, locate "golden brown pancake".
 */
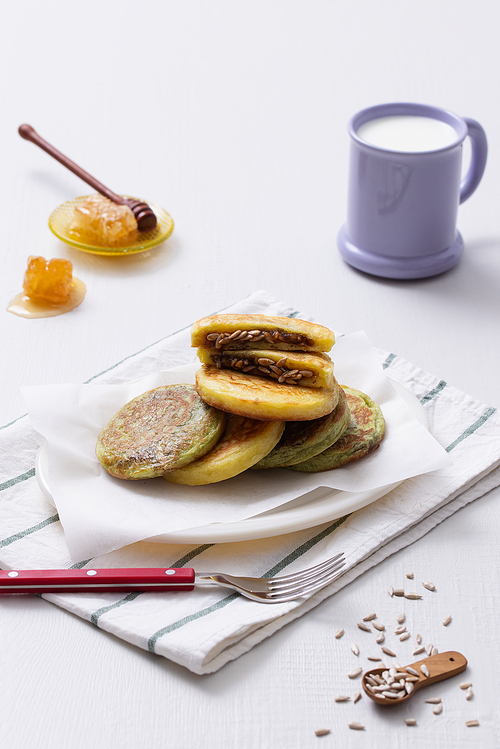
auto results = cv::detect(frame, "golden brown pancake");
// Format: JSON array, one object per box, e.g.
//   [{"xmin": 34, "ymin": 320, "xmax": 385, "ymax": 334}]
[
  {"xmin": 290, "ymin": 387, "xmax": 385, "ymax": 472},
  {"xmin": 191, "ymin": 314, "xmax": 335, "ymax": 352},
  {"xmin": 253, "ymin": 386, "xmax": 351, "ymax": 468},
  {"xmin": 164, "ymin": 414, "xmax": 285, "ymax": 485},
  {"xmin": 96, "ymin": 384, "xmax": 225, "ymax": 480},
  {"xmin": 195, "ymin": 366, "xmax": 340, "ymax": 421},
  {"xmin": 196, "ymin": 348, "xmax": 334, "ymax": 389}
]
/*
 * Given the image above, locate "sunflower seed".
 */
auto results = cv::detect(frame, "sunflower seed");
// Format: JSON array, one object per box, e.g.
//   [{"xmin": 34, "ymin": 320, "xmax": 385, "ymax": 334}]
[
  {"xmin": 372, "ymin": 621, "xmax": 385, "ymax": 632},
  {"xmin": 382, "ymin": 691, "xmax": 402, "ymax": 699},
  {"xmin": 388, "ymin": 585, "xmax": 394, "ymax": 597},
  {"xmin": 422, "ymin": 581, "xmax": 436, "ymax": 591},
  {"xmin": 406, "ymin": 572, "xmax": 414, "ymax": 579},
  {"xmin": 394, "ymin": 626, "xmax": 406, "ymax": 635},
  {"xmin": 400, "ymin": 633, "xmax": 411, "ymax": 641},
  {"xmin": 426, "ymin": 643, "xmax": 434, "ymax": 656},
  {"xmin": 367, "ymin": 656, "xmax": 382, "ymax": 662},
  {"xmin": 334, "ymin": 695, "xmax": 350, "ymax": 702},
  {"xmin": 405, "ymin": 718, "xmax": 417, "ymax": 726},
  {"xmin": 350, "ymin": 643, "xmax": 360, "ymax": 656},
  {"xmin": 349, "ymin": 722, "xmax": 365, "ymax": 730},
  {"xmin": 397, "ymin": 614, "xmax": 406, "ymax": 624},
  {"xmin": 416, "ymin": 634, "xmax": 422, "ymax": 644},
  {"xmin": 460, "ymin": 682, "xmax": 472, "ymax": 689},
  {"xmin": 443, "ymin": 615, "xmax": 452, "ymax": 626},
  {"xmin": 353, "ymin": 692, "xmax": 362, "ymax": 703},
  {"xmin": 315, "ymin": 729, "xmax": 330, "ymax": 737},
  {"xmin": 375, "ymin": 633, "xmax": 385, "ymax": 644},
  {"xmin": 412, "ymin": 646, "xmax": 425, "ymax": 655},
  {"xmin": 357, "ymin": 622, "xmax": 371, "ymax": 632},
  {"xmin": 425, "ymin": 698, "xmax": 441, "ymax": 704},
  {"xmin": 394, "ymin": 589, "xmax": 405, "ymax": 597},
  {"xmin": 421, "ymin": 664, "xmax": 430, "ymax": 678},
  {"xmin": 406, "ymin": 667, "xmax": 419, "ymax": 677},
  {"xmin": 433, "ymin": 703, "xmax": 443, "ymax": 715},
  {"xmin": 466, "ymin": 687, "xmax": 473, "ymax": 700},
  {"xmin": 334, "ymin": 629, "xmax": 344, "ymax": 639},
  {"xmin": 405, "ymin": 592, "xmax": 422, "ymax": 600},
  {"xmin": 381, "ymin": 646, "xmax": 396, "ymax": 657},
  {"xmin": 348, "ymin": 668, "xmax": 363, "ymax": 679},
  {"xmin": 431, "ymin": 647, "xmax": 438, "ymax": 656},
  {"xmin": 362, "ymin": 612, "xmax": 377, "ymax": 621},
  {"xmin": 405, "ymin": 676, "xmax": 420, "ymax": 683},
  {"xmin": 405, "ymin": 682, "xmax": 415, "ymax": 694},
  {"xmin": 466, "ymin": 720, "xmax": 479, "ymax": 727}
]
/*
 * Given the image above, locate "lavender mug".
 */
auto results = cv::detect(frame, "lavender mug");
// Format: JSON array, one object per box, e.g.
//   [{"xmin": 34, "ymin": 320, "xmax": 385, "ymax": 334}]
[{"xmin": 337, "ymin": 103, "xmax": 488, "ymax": 279}]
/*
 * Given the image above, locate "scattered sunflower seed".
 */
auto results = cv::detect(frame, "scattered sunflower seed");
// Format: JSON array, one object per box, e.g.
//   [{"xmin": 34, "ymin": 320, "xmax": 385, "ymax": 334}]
[
  {"xmin": 353, "ymin": 692, "xmax": 362, "ymax": 703},
  {"xmin": 425, "ymin": 698, "xmax": 442, "ymax": 704},
  {"xmin": 412, "ymin": 647, "xmax": 425, "ymax": 655},
  {"xmin": 357, "ymin": 622, "xmax": 372, "ymax": 632},
  {"xmin": 460, "ymin": 682, "xmax": 472, "ymax": 689},
  {"xmin": 422, "ymin": 581, "xmax": 436, "ymax": 591},
  {"xmin": 394, "ymin": 625, "xmax": 407, "ymax": 635},
  {"xmin": 431, "ymin": 647, "xmax": 438, "ymax": 656},
  {"xmin": 400, "ymin": 633, "xmax": 411, "ymax": 641},
  {"xmin": 315, "ymin": 729, "xmax": 331, "ymax": 737},
  {"xmin": 348, "ymin": 667, "xmax": 363, "ymax": 679},
  {"xmin": 349, "ymin": 722, "xmax": 365, "ymax": 731},
  {"xmin": 421, "ymin": 664, "xmax": 430, "ymax": 678},
  {"xmin": 443, "ymin": 615, "xmax": 452, "ymax": 626},
  {"xmin": 404, "ymin": 592, "xmax": 422, "ymax": 600},
  {"xmin": 406, "ymin": 572, "xmax": 414, "ymax": 579},
  {"xmin": 394, "ymin": 589, "xmax": 405, "ymax": 597},
  {"xmin": 466, "ymin": 687, "xmax": 473, "ymax": 700},
  {"xmin": 397, "ymin": 614, "xmax": 406, "ymax": 624},
  {"xmin": 388, "ymin": 585, "xmax": 394, "ymax": 597},
  {"xmin": 381, "ymin": 646, "xmax": 396, "ymax": 657},
  {"xmin": 416, "ymin": 634, "xmax": 422, "ymax": 644},
  {"xmin": 362, "ymin": 612, "xmax": 377, "ymax": 621},
  {"xmin": 375, "ymin": 633, "xmax": 385, "ymax": 644},
  {"xmin": 367, "ymin": 656, "xmax": 382, "ymax": 662},
  {"xmin": 466, "ymin": 720, "xmax": 479, "ymax": 727},
  {"xmin": 426, "ymin": 643, "xmax": 434, "ymax": 656},
  {"xmin": 334, "ymin": 695, "xmax": 351, "ymax": 702},
  {"xmin": 334, "ymin": 629, "xmax": 344, "ymax": 639},
  {"xmin": 350, "ymin": 643, "xmax": 360, "ymax": 656},
  {"xmin": 433, "ymin": 703, "xmax": 443, "ymax": 715},
  {"xmin": 405, "ymin": 718, "xmax": 417, "ymax": 726},
  {"xmin": 372, "ymin": 621, "xmax": 385, "ymax": 632}
]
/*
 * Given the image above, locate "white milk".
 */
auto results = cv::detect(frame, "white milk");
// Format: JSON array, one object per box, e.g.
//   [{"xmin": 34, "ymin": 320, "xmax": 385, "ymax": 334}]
[{"xmin": 357, "ymin": 115, "xmax": 458, "ymax": 152}]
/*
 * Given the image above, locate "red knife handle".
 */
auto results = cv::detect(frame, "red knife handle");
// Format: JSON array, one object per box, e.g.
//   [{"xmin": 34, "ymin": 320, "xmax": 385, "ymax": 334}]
[{"xmin": 0, "ymin": 568, "xmax": 195, "ymax": 594}]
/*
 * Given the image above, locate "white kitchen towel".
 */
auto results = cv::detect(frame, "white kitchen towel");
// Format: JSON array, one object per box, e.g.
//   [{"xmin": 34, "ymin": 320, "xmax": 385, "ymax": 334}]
[{"xmin": 1, "ymin": 289, "xmax": 499, "ymax": 675}]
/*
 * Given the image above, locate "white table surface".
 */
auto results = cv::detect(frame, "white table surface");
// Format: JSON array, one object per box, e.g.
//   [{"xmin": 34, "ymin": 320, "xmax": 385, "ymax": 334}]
[{"xmin": 1, "ymin": 1, "xmax": 499, "ymax": 747}]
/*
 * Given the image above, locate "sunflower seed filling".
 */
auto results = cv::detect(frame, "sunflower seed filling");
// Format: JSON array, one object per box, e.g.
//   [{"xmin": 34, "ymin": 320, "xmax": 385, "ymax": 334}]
[
  {"xmin": 206, "ymin": 329, "xmax": 312, "ymax": 349},
  {"xmin": 211, "ymin": 353, "xmax": 315, "ymax": 384}
]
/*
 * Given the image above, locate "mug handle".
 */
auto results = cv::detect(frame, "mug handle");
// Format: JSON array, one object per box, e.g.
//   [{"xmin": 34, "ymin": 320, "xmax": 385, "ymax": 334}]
[{"xmin": 460, "ymin": 118, "xmax": 488, "ymax": 204}]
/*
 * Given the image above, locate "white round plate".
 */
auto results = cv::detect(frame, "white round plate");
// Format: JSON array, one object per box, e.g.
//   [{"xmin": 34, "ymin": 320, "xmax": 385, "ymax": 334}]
[{"xmin": 36, "ymin": 380, "xmax": 427, "ymax": 545}]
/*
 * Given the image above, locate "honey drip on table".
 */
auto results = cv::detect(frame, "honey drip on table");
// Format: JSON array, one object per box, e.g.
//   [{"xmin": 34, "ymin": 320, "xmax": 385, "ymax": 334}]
[{"xmin": 7, "ymin": 278, "xmax": 86, "ymax": 318}]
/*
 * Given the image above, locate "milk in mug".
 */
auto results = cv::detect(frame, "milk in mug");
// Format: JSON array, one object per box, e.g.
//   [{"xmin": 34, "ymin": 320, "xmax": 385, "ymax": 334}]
[{"xmin": 357, "ymin": 115, "xmax": 458, "ymax": 152}]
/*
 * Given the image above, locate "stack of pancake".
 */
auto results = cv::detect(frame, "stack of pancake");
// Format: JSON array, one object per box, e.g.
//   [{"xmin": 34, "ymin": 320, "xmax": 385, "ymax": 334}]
[{"xmin": 95, "ymin": 314, "xmax": 385, "ymax": 486}]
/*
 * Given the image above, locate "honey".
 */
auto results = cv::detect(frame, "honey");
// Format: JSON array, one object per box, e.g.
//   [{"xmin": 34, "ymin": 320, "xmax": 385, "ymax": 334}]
[
  {"xmin": 7, "ymin": 256, "xmax": 86, "ymax": 319},
  {"xmin": 69, "ymin": 194, "xmax": 138, "ymax": 246}
]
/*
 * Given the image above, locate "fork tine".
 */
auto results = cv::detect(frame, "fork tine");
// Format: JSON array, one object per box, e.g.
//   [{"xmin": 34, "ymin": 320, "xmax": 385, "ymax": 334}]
[
  {"xmin": 269, "ymin": 557, "xmax": 346, "ymax": 593},
  {"xmin": 267, "ymin": 562, "xmax": 346, "ymax": 601},
  {"xmin": 264, "ymin": 553, "xmax": 345, "ymax": 585}
]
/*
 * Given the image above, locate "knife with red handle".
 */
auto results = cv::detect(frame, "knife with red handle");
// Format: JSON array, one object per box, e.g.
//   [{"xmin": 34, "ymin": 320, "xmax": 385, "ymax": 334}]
[{"xmin": 0, "ymin": 568, "xmax": 195, "ymax": 594}]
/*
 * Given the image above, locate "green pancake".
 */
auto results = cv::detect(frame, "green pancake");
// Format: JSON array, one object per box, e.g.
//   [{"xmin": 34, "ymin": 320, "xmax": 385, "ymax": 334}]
[
  {"xmin": 252, "ymin": 386, "xmax": 350, "ymax": 468},
  {"xmin": 96, "ymin": 384, "xmax": 225, "ymax": 480},
  {"xmin": 289, "ymin": 387, "xmax": 385, "ymax": 472}
]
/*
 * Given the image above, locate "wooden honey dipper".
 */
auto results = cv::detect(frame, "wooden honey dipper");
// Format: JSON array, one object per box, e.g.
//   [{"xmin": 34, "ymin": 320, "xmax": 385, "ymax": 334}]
[{"xmin": 19, "ymin": 124, "xmax": 157, "ymax": 232}]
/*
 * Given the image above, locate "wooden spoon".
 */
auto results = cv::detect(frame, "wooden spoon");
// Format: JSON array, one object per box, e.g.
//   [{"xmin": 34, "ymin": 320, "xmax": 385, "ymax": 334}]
[
  {"xmin": 18, "ymin": 124, "xmax": 157, "ymax": 232},
  {"xmin": 362, "ymin": 651, "xmax": 467, "ymax": 705}
]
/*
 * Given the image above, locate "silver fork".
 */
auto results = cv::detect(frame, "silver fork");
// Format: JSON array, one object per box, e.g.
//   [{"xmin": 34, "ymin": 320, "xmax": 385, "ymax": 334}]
[{"xmin": 0, "ymin": 553, "xmax": 345, "ymax": 604}]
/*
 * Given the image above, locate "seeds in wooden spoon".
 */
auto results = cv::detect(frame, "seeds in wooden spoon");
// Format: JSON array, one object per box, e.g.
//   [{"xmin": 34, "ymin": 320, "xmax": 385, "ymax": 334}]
[
  {"xmin": 421, "ymin": 664, "xmax": 430, "ymax": 677},
  {"xmin": 406, "ymin": 667, "xmax": 419, "ymax": 677}
]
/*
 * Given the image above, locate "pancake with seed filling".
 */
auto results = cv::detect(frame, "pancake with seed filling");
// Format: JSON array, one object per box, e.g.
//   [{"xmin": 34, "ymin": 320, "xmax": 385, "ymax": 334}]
[
  {"xmin": 195, "ymin": 366, "xmax": 340, "ymax": 421},
  {"xmin": 191, "ymin": 314, "xmax": 335, "ymax": 352},
  {"xmin": 96, "ymin": 384, "xmax": 225, "ymax": 480},
  {"xmin": 197, "ymin": 348, "xmax": 334, "ymax": 389},
  {"xmin": 253, "ymin": 386, "xmax": 351, "ymax": 468},
  {"xmin": 164, "ymin": 414, "xmax": 285, "ymax": 485},
  {"xmin": 289, "ymin": 387, "xmax": 385, "ymax": 472}
]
